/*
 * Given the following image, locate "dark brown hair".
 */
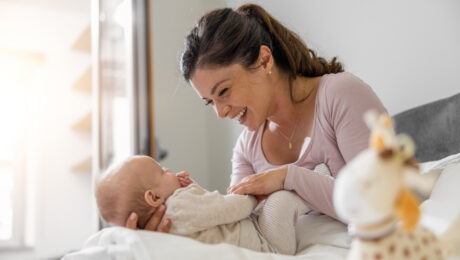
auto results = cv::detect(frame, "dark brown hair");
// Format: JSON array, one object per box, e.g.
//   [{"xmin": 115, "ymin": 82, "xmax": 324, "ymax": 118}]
[{"xmin": 180, "ymin": 4, "xmax": 343, "ymax": 101}]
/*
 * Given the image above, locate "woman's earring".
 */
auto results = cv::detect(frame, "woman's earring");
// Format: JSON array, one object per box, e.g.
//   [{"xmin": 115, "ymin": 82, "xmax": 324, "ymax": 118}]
[{"xmin": 268, "ymin": 70, "xmax": 272, "ymax": 75}]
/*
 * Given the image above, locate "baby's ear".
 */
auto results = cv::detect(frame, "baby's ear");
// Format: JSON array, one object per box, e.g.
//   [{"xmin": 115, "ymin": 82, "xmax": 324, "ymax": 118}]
[{"xmin": 144, "ymin": 190, "xmax": 164, "ymax": 207}]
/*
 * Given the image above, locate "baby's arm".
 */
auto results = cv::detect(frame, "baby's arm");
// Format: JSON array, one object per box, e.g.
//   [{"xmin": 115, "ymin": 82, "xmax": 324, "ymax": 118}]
[{"xmin": 165, "ymin": 184, "xmax": 257, "ymax": 234}]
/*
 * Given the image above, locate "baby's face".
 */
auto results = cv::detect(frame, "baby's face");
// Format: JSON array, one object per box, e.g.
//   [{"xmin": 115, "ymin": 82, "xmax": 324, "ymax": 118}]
[{"xmin": 139, "ymin": 157, "xmax": 181, "ymax": 200}]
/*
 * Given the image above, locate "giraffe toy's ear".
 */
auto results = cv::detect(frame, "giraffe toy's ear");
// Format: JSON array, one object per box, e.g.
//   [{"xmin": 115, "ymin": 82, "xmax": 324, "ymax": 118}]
[
  {"xmin": 395, "ymin": 188, "xmax": 420, "ymax": 231},
  {"xmin": 379, "ymin": 114, "xmax": 393, "ymax": 130},
  {"xmin": 364, "ymin": 110, "xmax": 379, "ymax": 130},
  {"xmin": 365, "ymin": 111, "xmax": 386, "ymax": 151},
  {"xmin": 397, "ymin": 134, "xmax": 415, "ymax": 160},
  {"xmin": 364, "ymin": 111, "xmax": 397, "ymax": 152}
]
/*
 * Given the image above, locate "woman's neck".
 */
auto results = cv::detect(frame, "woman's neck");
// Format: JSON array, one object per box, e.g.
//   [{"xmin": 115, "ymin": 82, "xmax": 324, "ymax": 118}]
[{"xmin": 267, "ymin": 75, "xmax": 319, "ymax": 130}]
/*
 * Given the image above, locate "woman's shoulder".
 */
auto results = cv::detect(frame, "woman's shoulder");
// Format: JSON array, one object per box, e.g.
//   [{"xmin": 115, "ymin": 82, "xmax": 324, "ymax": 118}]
[
  {"xmin": 320, "ymin": 72, "xmax": 371, "ymax": 95},
  {"xmin": 318, "ymin": 72, "xmax": 378, "ymax": 108}
]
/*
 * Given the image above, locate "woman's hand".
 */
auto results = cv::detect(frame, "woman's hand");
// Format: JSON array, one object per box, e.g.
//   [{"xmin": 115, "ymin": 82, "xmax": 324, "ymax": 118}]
[
  {"xmin": 227, "ymin": 166, "xmax": 288, "ymax": 196},
  {"xmin": 125, "ymin": 205, "xmax": 171, "ymax": 232}
]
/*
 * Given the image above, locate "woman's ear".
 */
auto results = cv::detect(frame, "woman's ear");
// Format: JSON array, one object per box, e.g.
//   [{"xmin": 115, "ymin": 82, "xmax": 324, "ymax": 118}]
[
  {"xmin": 144, "ymin": 190, "xmax": 164, "ymax": 208},
  {"xmin": 258, "ymin": 45, "xmax": 274, "ymax": 73}
]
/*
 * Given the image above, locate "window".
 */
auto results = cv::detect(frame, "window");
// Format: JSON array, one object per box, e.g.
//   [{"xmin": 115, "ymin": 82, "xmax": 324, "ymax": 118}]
[{"xmin": 0, "ymin": 50, "xmax": 43, "ymax": 247}]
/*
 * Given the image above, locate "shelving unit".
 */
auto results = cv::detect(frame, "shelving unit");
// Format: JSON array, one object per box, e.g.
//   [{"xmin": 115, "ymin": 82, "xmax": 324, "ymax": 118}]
[{"xmin": 70, "ymin": 24, "xmax": 92, "ymax": 174}]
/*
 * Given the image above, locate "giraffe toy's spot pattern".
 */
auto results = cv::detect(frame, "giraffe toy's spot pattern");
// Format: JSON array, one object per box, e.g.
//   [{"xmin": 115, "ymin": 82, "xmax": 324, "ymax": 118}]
[
  {"xmin": 388, "ymin": 244, "xmax": 395, "ymax": 254},
  {"xmin": 403, "ymin": 247, "xmax": 410, "ymax": 257},
  {"xmin": 348, "ymin": 228, "xmax": 445, "ymax": 260}
]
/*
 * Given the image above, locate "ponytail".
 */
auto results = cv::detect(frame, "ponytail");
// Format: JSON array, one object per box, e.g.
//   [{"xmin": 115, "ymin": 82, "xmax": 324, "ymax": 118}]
[{"xmin": 237, "ymin": 4, "xmax": 343, "ymax": 79}]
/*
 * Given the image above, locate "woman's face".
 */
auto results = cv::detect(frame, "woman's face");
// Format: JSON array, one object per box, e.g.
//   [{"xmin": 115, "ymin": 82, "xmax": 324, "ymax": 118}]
[{"xmin": 190, "ymin": 63, "xmax": 272, "ymax": 131}]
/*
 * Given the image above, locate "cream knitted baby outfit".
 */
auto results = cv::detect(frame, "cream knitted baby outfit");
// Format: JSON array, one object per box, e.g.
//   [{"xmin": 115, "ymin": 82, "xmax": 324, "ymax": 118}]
[{"xmin": 164, "ymin": 183, "xmax": 309, "ymax": 255}]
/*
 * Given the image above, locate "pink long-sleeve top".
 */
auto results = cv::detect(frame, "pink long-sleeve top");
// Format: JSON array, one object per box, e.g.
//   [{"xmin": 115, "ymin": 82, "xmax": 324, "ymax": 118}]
[{"xmin": 230, "ymin": 72, "xmax": 386, "ymax": 220}]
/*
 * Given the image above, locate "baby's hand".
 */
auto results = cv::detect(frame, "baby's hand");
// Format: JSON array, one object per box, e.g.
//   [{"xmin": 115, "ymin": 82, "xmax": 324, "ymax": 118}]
[{"xmin": 177, "ymin": 171, "xmax": 193, "ymax": 187}]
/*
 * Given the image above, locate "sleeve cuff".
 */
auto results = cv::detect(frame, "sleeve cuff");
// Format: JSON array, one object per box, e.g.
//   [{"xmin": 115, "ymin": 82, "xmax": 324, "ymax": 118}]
[{"xmin": 284, "ymin": 164, "xmax": 297, "ymax": 190}]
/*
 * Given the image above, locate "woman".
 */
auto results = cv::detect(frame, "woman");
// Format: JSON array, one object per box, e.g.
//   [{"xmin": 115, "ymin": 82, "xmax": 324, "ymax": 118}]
[{"xmin": 126, "ymin": 3, "xmax": 386, "ymax": 231}]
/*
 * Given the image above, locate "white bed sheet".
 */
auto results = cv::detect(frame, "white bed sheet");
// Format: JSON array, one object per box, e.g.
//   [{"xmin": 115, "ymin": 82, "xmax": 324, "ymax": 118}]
[
  {"xmin": 62, "ymin": 181, "xmax": 460, "ymax": 260},
  {"xmin": 63, "ymin": 213, "xmax": 350, "ymax": 260},
  {"xmin": 63, "ymin": 158, "xmax": 460, "ymax": 260}
]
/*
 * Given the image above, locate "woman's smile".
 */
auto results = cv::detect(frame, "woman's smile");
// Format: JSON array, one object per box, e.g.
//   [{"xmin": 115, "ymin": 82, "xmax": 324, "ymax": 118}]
[{"xmin": 235, "ymin": 107, "xmax": 247, "ymax": 124}]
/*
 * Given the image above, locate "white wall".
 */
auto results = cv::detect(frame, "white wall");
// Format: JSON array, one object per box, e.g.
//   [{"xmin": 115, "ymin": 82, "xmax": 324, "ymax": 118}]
[
  {"xmin": 151, "ymin": 0, "xmax": 230, "ymax": 191},
  {"xmin": 226, "ymin": 0, "xmax": 460, "ymax": 115},
  {"xmin": 206, "ymin": 113, "xmax": 245, "ymax": 193},
  {"xmin": 0, "ymin": 2, "xmax": 93, "ymax": 259}
]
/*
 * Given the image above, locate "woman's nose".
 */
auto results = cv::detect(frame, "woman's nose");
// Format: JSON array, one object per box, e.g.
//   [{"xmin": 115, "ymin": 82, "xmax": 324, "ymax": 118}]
[{"xmin": 215, "ymin": 102, "xmax": 231, "ymax": 119}]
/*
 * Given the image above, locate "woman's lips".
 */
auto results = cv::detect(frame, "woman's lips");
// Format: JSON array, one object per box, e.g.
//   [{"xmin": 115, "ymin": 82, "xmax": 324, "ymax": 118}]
[{"xmin": 239, "ymin": 110, "xmax": 247, "ymax": 124}]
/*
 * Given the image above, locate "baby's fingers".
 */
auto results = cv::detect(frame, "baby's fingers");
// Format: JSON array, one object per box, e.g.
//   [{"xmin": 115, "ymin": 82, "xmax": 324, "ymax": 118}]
[{"xmin": 176, "ymin": 171, "xmax": 190, "ymax": 178}]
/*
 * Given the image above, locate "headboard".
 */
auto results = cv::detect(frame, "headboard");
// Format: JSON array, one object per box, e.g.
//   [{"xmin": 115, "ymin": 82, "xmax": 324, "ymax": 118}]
[{"xmin": 393, "ymin": 93, "xmax": 460, "ymax": 162}]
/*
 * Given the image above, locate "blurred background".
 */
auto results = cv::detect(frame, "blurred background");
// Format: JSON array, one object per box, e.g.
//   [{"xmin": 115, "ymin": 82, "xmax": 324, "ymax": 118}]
[{"xmin": 0, "ymin": 0, "xmax": 459, "ymax": 259}]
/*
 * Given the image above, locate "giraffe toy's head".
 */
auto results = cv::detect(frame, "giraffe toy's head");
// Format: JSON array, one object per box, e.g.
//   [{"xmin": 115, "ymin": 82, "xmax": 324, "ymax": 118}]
[{"xmin": 334, "ymin": 111, "xmax": 421, "ymax": 230}]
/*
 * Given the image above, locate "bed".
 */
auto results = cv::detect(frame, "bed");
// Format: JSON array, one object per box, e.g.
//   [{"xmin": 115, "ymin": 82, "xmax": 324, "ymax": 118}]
[{"xmin": 63, "ymin": 93, "xmax": 460, "ymax": 260}]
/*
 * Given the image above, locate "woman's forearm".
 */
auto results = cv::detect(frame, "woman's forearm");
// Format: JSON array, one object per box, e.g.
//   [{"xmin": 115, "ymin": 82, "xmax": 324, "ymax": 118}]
[{"xmin": 285, "ymin": 165, "xmax": 339, "ymax": 220}]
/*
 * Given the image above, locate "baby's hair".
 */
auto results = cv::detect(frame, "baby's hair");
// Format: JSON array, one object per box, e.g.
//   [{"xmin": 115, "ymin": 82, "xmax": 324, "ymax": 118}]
[{"xmin": 95, "ymin": 156, "xmax": 158, "ymax": 228}]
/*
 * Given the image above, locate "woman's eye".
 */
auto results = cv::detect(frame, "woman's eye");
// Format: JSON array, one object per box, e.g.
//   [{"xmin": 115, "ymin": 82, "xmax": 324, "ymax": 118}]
[
  {"xmin": 218, "ymin": 88, "xmax": 228, "ymax": 97},
  {"xmin": 205, "ymin": 99, "xmax": 213, "ymax": 106}
]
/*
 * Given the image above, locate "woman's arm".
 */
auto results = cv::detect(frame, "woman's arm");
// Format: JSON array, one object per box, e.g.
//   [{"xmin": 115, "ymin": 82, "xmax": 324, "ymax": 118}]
[
  {"xmin": 229, "ymin": 165, "xmax": 339, "ymax": 220},
  {"xmin": 285, "ymin": 73, "xmax": 387, "ymax": 220},
  {"xmin": 284, "ymin": 165, "xmax": 337, "ymax": 219}
]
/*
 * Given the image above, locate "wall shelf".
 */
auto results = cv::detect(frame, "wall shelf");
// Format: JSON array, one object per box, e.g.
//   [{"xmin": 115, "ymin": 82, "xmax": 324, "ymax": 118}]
[
  {"xmin": 72, "ymin": 67, "xmax": 92, "ymax": 93},
  {"xmin": 71, "ymin": 157, "xmax": 91, "ymax": 173},
  {"xmin": 71, "ymin": 25, "xmax": 91, "ymax": 53},
  {"xmin": 71, "ymin": 111, "xmax": 91, "ymax": 132}
]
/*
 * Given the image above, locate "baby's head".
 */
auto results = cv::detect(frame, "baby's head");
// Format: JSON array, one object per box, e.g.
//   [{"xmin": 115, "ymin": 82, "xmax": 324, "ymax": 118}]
[{"xmin": 95, "ymin": 155, "xmax": 180, "ymax": 228}]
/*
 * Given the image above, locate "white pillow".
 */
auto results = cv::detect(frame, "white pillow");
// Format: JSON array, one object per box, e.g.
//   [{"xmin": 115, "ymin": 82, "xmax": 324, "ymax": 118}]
[
  {"xmin": 419, "ymin": 152, "xmax": 460, "ymax": 175},
  {"xmin": 429, "ymin": 162, "xmax": 460, "ymax": 202},
  {"xmin": 420, "ymin": 161, "xmax": 460, "ymax": 234},
  {"xmin": 410, "ymin": 152, "xmax": 460, "ymax": 200}
]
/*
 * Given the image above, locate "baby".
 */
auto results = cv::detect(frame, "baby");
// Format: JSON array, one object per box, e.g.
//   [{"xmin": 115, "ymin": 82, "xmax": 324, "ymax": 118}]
[{"xmin": 95, "ymin": 155, "xmax": 309, "ymax": 255}]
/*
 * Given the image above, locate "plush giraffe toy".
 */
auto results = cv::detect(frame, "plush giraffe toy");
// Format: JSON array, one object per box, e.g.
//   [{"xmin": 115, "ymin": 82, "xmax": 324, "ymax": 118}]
[{"xmin": 334, "ymin": 111, "xmax": 460, "ymax": 260}]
